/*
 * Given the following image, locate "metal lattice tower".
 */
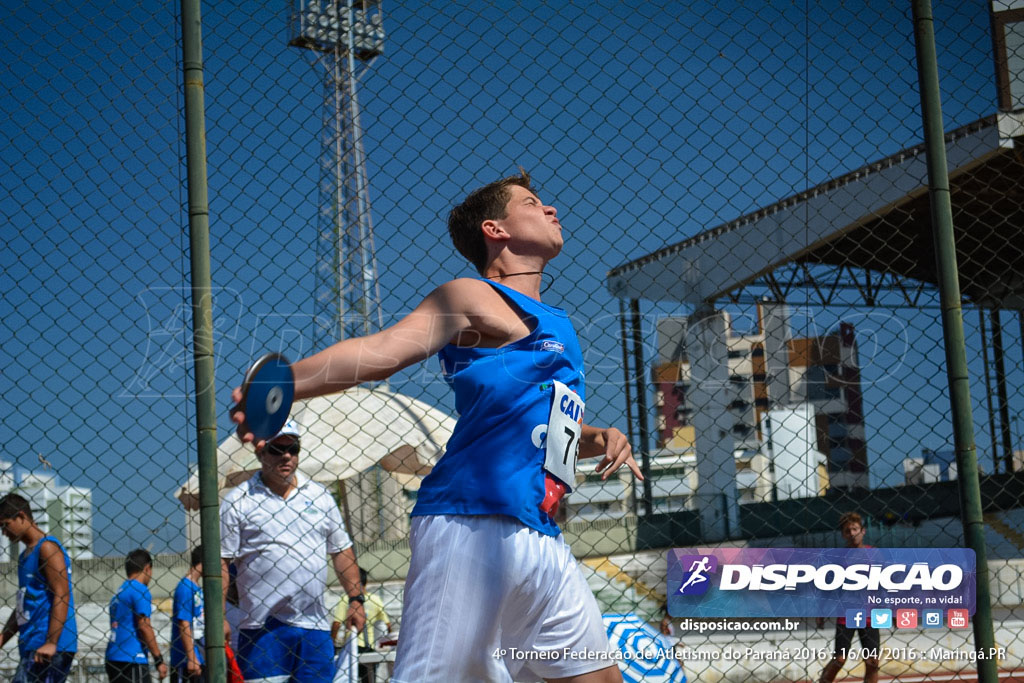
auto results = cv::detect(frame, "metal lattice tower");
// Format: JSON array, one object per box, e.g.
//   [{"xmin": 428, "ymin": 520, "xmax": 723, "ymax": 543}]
[{"xmin": 290, "ymin": 1, "xmax": 385, "ymax": 346}]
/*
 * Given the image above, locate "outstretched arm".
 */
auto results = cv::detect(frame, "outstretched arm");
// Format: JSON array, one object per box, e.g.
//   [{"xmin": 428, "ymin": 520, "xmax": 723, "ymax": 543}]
[
  {"xmin": 233, "ymin": 280, "xmax": 477, "ymax": 444},
  {"xmin": 579, "ymin": 424, "xmax": 643, "ymax": 480},
  {"xmin": 292, "ymin": 282, "xmax": 472, "ymax": 398}
]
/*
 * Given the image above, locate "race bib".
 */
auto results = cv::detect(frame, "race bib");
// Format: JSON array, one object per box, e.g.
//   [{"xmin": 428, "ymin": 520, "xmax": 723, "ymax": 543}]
[
  {"xmin": 193, "ymin": 590, "xmax": 205, "ymax": 641},
  {"xmin": 194, "ymin": 614, "xmax": 205, "ymax": 642},
  {"xmin": 543, "ymin": 380, "xmax": 584, "ymax": 489},
  {"xmin": 15, "ymin": 588, "xmax": 28, "ymax": 626},
  {"xmin": 109, "ymin": 596, "xmax": 119, "ymax": 643}
]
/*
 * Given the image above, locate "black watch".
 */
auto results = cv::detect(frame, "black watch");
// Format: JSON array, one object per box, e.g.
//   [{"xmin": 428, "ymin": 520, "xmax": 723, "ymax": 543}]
[
  {"xmin": 152, "ymin": 654, "xmax": 165, "ymax": 667},
  {"xmin": 348, "ymin": 593, "xmax": 366, "ymax": 605}
]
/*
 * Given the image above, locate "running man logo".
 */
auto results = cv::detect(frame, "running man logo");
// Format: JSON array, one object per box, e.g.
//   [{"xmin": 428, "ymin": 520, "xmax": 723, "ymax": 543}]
[{"xmin": 676, "ymin": 554, "xmax": 718, "ymax": 596}]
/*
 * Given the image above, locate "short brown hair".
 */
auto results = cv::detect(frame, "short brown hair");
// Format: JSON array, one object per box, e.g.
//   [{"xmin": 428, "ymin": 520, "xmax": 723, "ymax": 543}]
[
  {"xmin": 126, "ymin": 548, "xmax": 152, "ymax": 576},
  {"xmin": 448, "ymin": 170, "xmax": 533, "ymax": 274},
  {"xmin": 838, "ymin": 511, "xmax": 863, "ymax": 530},
  {"xmin": 0, "ymin": 493, "xmax": 33, "ymax": 521}
]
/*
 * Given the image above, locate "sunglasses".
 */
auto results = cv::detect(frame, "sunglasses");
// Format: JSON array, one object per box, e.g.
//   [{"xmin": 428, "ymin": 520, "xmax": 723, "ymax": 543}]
[{"xmin": 264, "ymin": 442, "xmax": 300, "ymax": 457}]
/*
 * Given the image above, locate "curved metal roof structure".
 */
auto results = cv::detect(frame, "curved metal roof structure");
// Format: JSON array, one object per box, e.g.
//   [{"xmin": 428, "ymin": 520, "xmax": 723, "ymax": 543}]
[{"xmin": 607, "ymin": 112, "xmax": 1024, "ymax": 309}]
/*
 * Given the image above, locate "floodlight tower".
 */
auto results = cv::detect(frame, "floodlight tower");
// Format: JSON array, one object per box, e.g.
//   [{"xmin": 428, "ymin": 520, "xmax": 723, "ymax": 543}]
[{"xmin": 289, "ymin": 1, "xmax": 385, "ymax": 346}]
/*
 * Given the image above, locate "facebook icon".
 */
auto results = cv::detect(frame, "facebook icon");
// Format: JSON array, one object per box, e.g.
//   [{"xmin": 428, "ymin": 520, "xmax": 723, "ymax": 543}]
[{"xmin": 845, "ymin": 609, "xmax": 867, "ymax": 629}]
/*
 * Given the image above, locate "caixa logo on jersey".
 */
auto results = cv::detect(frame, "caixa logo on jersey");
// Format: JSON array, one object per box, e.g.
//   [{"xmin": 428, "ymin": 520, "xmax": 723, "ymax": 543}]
[
  {"xmin": 666, "ymin": 547, "xmax": 976, "ymax": 618},
  {"xmin": 540, "ymin": 340, "xmax": 565, "ymax": 353}
]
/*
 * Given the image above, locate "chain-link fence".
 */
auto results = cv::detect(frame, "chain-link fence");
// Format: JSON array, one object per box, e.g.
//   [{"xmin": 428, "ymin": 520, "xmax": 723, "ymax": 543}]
[{"xmin": 2, "ymin": 0, "xmax": 1023, "ymax": 681}]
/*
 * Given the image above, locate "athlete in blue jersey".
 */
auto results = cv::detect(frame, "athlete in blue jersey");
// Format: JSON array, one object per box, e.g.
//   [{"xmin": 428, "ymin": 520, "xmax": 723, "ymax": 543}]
[
  {"xmin": 0, "ymin": 493, "xmax": 78, "ymax": 683},
  {"xmin": 170, "ymin": 546, "xmax": 205, "ymax": 682},
  {"xmin": 105, "ymin": 549, "xmax": 168, "ymax": 682},
  {"xmin": 233, "ymin": 171, "xmax": 641, "ymax": 682}
]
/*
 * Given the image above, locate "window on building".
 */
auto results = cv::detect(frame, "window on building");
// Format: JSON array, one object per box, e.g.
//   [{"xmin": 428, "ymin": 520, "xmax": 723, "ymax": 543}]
[
  {"xmin": 806, "ymin": 365, "xmax": 841, "ymax": 401},
  {"xmin": 732, "ymin": 423, "xmax": 753, "ymax": 439},
  {"xmin": 572, "ymin": 501, "xmax": 625, "ymax": 518},
  {"xmin": 652, "ymin": 495, "xmax": 690, "ymax": 513},
  {"xmin": 728, "ymin": 398, "xmax": 749, "ymax": 411},
  {"xmin": 829, "ymin": 446, "xmax": 853, "ymax": 468},
  {"xmin": 993, "ymin": 6, "xmax": 1024, "ymax": 111}
]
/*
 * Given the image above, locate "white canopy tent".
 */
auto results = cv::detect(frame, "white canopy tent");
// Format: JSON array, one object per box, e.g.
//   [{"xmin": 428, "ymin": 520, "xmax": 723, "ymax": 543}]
[{"xmin": 176, "ymin": 387, "xmax": 456, "ymax": 511}]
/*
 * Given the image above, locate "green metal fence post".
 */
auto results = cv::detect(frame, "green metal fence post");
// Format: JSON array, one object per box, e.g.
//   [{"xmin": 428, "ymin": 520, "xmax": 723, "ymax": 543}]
[
  {"xmin": 630, "ymin": 299, "xmax": 654, "ymax": 517},
  {"xmin": 619, "ymin": 299, "xmax": 638, "ymax": 515},
  {"xmin": 990, "ymin": 310, "xmax": 1014, "ymax": 473},
  {"xmin": 911, "ymin": 1, "xmax": 998, "ymax": 679},
  {"xmin": 180, "ymin": 0, "xmax": 226, "ymax": 680}
]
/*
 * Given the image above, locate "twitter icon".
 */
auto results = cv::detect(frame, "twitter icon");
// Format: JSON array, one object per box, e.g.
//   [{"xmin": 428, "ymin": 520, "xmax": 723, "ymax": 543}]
[{"xmin": 870, "ymin": 609, "xmax": 893, "ymax": 628}]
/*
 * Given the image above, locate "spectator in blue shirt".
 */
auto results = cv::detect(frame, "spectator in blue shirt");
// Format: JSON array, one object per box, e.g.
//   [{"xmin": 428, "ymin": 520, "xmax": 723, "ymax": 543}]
[
  {"xmin": 105, "ymin": 549, "xmax": 168, "ymax": 682},
  {"xmin": 170, "ymin": 547, "xmax": 204, "ymax": 682}
]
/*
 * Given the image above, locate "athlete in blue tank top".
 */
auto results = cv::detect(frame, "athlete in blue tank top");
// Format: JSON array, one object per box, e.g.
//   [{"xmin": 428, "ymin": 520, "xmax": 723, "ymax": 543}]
[
  {"xmin": 0, "ymin": 493, "xmax": 77, "ymax": 683},
  {"xmin": 414, "ymin": 278, "xmax": 587, "ymax": 535},
  {"xmin": 233, "ymin": 171, "xmax": 642, "ymax": 683}
]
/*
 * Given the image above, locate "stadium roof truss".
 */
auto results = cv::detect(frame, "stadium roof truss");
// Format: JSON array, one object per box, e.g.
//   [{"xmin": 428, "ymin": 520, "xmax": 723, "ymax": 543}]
[{"xmin": 607, "ymin": 112, "xmax": 1024, "ymax": 310}]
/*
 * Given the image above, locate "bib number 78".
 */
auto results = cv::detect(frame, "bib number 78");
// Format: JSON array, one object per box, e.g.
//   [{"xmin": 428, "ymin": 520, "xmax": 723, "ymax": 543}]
[
  {"xmin": 544, "ymin": 380, "xmax": 584, "ymax": 488},
  {"xmin": 563, "ymin": 426, "xmax": 577, "ymax": 466}
]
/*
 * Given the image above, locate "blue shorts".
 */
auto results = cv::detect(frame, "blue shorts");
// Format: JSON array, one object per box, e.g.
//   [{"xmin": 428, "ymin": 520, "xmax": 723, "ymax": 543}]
[
  {"xmin": 237, "ymin": 619, "xmax": 334, "ymax": 683},
  {"xmin": 13, "ymin": 652, "xmax": 75, "ymax": 683}
]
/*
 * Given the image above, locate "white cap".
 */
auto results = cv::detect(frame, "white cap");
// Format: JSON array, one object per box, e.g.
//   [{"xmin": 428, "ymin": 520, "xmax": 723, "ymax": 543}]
[{"xmin": 271, "ymin": 420, "xmax": 301, "ymax": 440}]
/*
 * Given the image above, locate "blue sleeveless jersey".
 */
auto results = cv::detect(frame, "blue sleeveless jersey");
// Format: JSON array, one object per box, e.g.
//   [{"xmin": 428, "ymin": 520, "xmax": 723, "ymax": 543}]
[
  {"xmin": 17, "ymin": 535, "xmax": 78, "ymax": 655},
  {"xmin": 412, "ymin": 279, "xmax": 585, "ymax": 536}
]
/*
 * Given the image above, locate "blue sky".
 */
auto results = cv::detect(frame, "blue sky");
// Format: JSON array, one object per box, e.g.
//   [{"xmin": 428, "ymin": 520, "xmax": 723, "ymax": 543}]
[{"xmin": 2, "ymin": 0, "xmax": 1020, "ymax": 555}]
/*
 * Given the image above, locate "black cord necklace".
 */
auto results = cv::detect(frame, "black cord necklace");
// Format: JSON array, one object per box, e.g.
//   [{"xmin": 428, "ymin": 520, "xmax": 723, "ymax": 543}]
[
  {"xmin": 487, "ymin": 270, "xmax": 543, "ymax": 279},
  {"xmin": 486, "ymin": 270, "xmax": 554, "ymax": 293}
]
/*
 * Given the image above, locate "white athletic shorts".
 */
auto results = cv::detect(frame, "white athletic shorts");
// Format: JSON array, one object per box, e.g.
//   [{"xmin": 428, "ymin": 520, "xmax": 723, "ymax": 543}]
[{"xmin": 391, "ymin": 514, "xmax": 617, "ymax": 682}]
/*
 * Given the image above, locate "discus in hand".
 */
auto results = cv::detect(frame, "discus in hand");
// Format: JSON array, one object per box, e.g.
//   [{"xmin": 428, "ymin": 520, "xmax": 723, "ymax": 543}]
[{"xmin": 238, "ymin": 353, "xmax": 294, "ymax": 441}]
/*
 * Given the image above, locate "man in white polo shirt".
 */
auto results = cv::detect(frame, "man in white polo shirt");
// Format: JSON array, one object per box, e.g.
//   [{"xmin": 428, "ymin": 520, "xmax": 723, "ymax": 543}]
[{"xmin": 220, "ymin": 421, "xmax": 366, "ymax": 682}]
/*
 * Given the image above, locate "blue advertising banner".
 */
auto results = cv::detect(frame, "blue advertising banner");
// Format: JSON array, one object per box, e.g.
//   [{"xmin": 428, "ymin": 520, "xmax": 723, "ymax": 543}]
[{"xmin": 667, "ymin": 548, "xmax": 975, "ymax": 619}]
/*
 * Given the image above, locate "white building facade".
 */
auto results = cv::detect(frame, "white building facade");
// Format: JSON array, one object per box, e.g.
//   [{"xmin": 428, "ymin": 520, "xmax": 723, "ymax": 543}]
[{"xmin": 3, "ymin": 468, "xmax": 94, "ymax": 560}]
